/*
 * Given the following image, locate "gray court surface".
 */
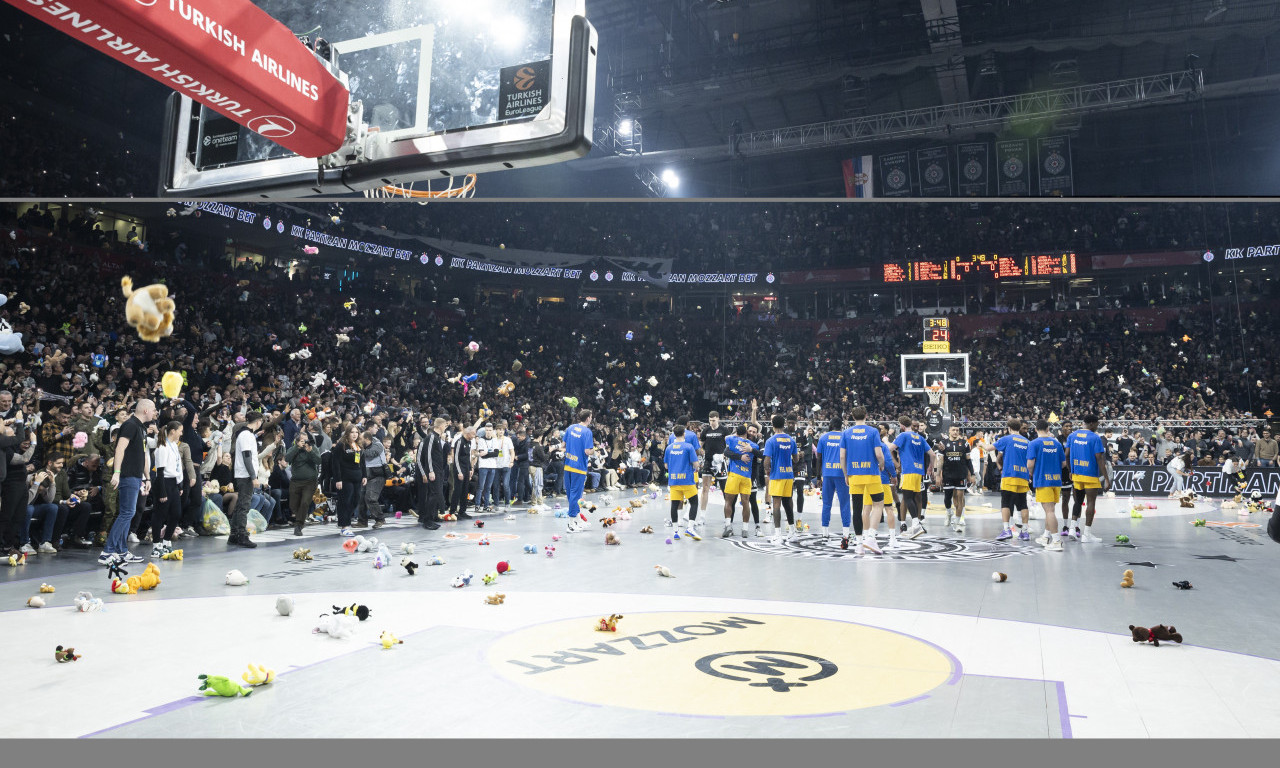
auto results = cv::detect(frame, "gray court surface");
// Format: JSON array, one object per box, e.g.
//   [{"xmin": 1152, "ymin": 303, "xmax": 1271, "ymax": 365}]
[{"xmin": 2, "ymin": 490, "xmax": 1277, "ymax": 739}]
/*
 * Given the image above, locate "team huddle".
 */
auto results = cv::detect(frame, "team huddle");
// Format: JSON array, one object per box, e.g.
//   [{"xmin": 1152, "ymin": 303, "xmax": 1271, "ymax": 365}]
[{"xmin": 634, "ymin": 408, "xmax": 1114, "ymax": 555}]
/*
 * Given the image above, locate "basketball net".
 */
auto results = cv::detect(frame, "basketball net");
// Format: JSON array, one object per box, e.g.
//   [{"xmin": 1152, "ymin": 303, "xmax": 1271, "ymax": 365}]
[
  {"xmin": 363, "ymin": 174, "xmax": 478, "ymax": 202},
  {"xmin": 926, "ymin": 383, "xmax": 945, "ymax": 408}
]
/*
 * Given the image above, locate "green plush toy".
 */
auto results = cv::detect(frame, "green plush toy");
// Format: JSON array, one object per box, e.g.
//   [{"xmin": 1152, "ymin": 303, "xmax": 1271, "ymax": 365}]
[
  {"xmin": 198, "ymin": 674, "xmax": 253, "ymax": 697},
  {"xmin": 1115, "ymin": 534, "xmax": 1130, "ymax": 544}
]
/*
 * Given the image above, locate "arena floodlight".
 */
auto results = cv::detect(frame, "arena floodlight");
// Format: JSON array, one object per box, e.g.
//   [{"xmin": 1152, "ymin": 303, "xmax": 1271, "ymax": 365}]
[{"xmin": 661, "ymin": 168, "xmax": 680, "ymax": 189}]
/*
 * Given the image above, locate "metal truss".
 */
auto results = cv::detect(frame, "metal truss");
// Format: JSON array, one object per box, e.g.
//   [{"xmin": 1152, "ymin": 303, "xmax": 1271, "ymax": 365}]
[{"xmin": 731, "ymin": 69, "xmax": 1204, "ymax": 157}]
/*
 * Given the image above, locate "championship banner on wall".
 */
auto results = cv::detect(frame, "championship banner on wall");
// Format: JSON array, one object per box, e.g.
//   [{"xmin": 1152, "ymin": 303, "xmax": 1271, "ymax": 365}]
[
  {"xmin": 841, "ymin": 155, "xmax": 875, "ymax": 198},
  {"xmin": 878, "ymin": 152, "xmax": 912, "ymax": 197},
  {"xmin": 956, "ymin": 143, "xmax": 989, "ymax": 197},
  {"xmin": 915, "ymin": 146, "xmax": 951, "ymax": 196},
  {"xmin": 1109, "ymin": 466, "xmax": 1280, "ymax": 499},
  {"xmin": 1037, "ymin": 136, "xmax": 1074, "ymax": 196},
  {"xmin": 996, "ymin": 139, "xmax": 1030, "ymax": 196}
]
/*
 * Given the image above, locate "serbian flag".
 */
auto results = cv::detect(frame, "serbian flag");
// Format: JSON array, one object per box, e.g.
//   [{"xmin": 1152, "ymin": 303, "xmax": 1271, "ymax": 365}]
[{"xmin": 842, "ymin": 155, "xmax": 875, "ymax": 198}]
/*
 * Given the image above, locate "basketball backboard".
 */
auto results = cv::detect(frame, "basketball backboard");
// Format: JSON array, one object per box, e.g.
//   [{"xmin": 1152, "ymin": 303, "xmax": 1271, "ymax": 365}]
[
  {"xmin": 160, "ymin": 0, "xmax": 595, "ymax": 197},
  {"xmin": 900, "ymin": 353, "xmax": 970, "ymax": 394}
]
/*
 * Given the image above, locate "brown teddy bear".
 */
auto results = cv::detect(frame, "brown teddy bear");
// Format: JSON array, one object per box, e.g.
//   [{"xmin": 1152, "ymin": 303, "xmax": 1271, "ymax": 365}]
[
  {"xmin": 1129, "ymin": 624, "xmax": 1183, "ymax": 646},
  {"xmin": 121, "ymin": 276, "xmax": 175, "ymax": 342},
  {"xmin": 1121, "ymin": 569, "xmax": 1135, "ymax": 588}
]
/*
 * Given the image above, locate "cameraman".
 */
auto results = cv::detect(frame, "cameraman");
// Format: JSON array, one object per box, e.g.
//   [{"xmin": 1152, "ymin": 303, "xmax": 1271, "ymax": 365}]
[{"xmin": 284, "ymin": 429, "xmax": 321, "ymax": 537}]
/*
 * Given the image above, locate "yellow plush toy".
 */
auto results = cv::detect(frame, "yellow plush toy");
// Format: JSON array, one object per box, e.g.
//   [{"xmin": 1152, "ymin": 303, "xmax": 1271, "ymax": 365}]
[
  {"xmin": 241, "ymin": 664, "xmax": 276, "ymax": 687},
  {"xmin": 161, "ymin": 549, "xmax": 183, "ymax": 561},
  {"xmin": 120, "ymin": 276, "xmax": 175, "ymax": 342}
]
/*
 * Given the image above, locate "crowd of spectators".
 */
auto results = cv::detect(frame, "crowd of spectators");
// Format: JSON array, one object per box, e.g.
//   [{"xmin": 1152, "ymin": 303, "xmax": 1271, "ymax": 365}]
[{"xmin": 0, "ymin": 206, "xmax": 1276, "ymax": 556}]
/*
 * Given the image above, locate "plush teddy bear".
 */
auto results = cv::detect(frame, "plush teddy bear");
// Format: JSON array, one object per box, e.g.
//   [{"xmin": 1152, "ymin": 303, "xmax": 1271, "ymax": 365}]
[
  {"xmin": 135, "ymin": 563, "xmax": 161, "ymax": 591},
  {"xmin": 120, "ymin": 276, "xmax": 175, "ymax": 342},
  {"xmin": 1121, "ymin": 569, "xmax": 1135, "ymax": 588},
  {"xmin": 225, "ymin": 570, "xmax": 249, "ymax": 586},
  {"xmin": 39, "ymin": 583, "xmax": 55, "ymax": 593},
  {"xmin": 161, "ymin": 549, "xmax": 183, "ymax": 561},
  {"xmin": 639, "ymin": 525, "xmax": 653, "ymax": 534},
  {"xmin": 1129, "ymin": 624, "xmax": 1183, "ymax": 646},
  {"xmin": 401, "ymin": 558, "xmax": 418, "ymax": 576},
  {"xmin": 293, "ymin": 548, "xmax": 313, "ymax": 561},
  {"xmin": 605, "ymin": 531, "xmax": 621, "ymax": 545},
  {"xmin": 55, "ymin": 645, "xmax": 81, "ymax": 663},
  {"xmin": 314, "ymin": 613, "xmax": 357, "ymax": 639},
  {"xmin": 484, "ymin": 593, "xmax": 506, "ymax": 605}
]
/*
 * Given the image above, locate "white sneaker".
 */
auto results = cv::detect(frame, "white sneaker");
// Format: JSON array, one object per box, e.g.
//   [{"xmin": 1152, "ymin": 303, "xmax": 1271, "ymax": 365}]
[
  {"xmin": 740, "ymin": 528, "xmax": 750, "ymax": 539},
  {"xmin": 907, "ymin": 521, "xmax": 925, "ymax": 539},
  {"xmin": 684, "ymin": 526, "xmax": 702, "ymax": 541},
  {"xmin": 887, "ymin": 534, "xmax": 901, "ymax": 550},
  {"xmin": 38, "ymin": 542, "xmax": 57, "ymax": 555},
  {"xmin": 955, "ymin": 518, "xmax": 966, "ymax": 533},
  {"xmin": 786, "ymin": 528, "xmax": 800, "ymax": 543},
  {"xmin": 128, "ymin": 533, "xmax": 140, "ymax": 544},
  {"xmin": 860, "ymin": 536, "xmax": 883, "ymax": 555},
  {"xmin": 722, "ymin": 523, "xmax": 733, "ymax": 538},
  {"xmin": 754, "ymin": 524, "xmax": 763, "ymax": 537},
  {"xmin": 1079, "ymin": 529, "xmax": 1101, "ymax": 543},
  {"xmin": 20, "ymin": 543, "xmax": 37, "ymax": 555},
  {"xmin": 664, "ymin": 520, "xmax": 674, "ymax": 529},
  {"xmin": 1035, "ymin": 532, "xmax": 1050, "ymax": 547},
  {"xmin": 566, "ymin": 521, "xmax": 582, "ymax": 534},
  {"xmin": 768, "ymin": 534, "xmax": 782, "ymax": 545},
  {"xmin": 945, "ymin": 510, "xmax": 954, "ymax": 528},
  {"xmin": 1044, "ymin": 537, "xmax": 1064, "ymax": 552}
]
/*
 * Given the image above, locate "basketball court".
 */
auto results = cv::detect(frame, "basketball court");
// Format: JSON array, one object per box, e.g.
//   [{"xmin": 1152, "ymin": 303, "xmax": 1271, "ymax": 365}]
[{"xmin": 4, "ymin": 488, "xmax": 1277, "ymax": 740}]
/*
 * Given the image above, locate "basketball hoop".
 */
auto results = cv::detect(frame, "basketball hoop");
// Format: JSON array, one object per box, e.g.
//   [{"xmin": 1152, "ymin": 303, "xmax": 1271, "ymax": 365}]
[
  {"xmin": 364, "ymin": 174, "xmax": 478, "ymax": 202},
  {"xmin": 926, "ymin": 383, "xmax": 945, "ymax": 407}
]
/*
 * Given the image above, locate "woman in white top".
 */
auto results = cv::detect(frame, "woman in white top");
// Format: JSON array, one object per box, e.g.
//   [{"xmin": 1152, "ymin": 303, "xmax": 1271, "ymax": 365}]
[
  {"xmin": 1166, "ymin": 451, "xmax": 1192, "ymax": 493},
  {"xmin": 151, "ymin": 420, "xmax": 185, "ymax": 546},
  {"xmin": 475, "ymin": 427, "xmax": 501, "ymax": 511}
]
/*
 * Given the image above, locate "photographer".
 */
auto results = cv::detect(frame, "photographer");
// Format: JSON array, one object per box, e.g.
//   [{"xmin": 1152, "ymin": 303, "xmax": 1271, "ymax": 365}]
[
  {"xmin": 62, "ymin": 453, "xmax": 103, "ymax": 549},
  {"xmin": 285, "ymin": 429, "xmax": 321, "ymax": 537},
  {"xmin": 27, "ymin": 455, "xmax": 70, "ymax": 554}
]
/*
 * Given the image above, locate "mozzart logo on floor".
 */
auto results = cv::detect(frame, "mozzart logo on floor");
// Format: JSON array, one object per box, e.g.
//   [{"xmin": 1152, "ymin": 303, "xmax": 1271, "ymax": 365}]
[
  {"xmin": 1110, "ymin": 466, "xmax": 1280, "ymax": 498},
  {"xmin": 727, "ymin": 533, "xmax": 1041, "ymax": 562},
  {"xmin": 487, "ymin": 613, "xmax": 956, "ymax": 716}
]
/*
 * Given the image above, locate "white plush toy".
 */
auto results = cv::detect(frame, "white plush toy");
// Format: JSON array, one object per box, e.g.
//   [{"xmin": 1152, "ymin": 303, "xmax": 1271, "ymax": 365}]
[
  {"xmin": 373, "ymin": 544, "xmax": 392, "ymax": 569},
  {"xmin": 313, "ymin": 613, "xmax": 357, "ymax": 639},
  {"xmin": 74, "ymin": 591, "xmax": 103, "ymax": 613},
  {"xmin": 225, "ymin": 570, "xmax": 249, "ymax": 586},
  {"xmin": 275, "ymin": 596, "xmax": 295, "ymax": 616},
  {"xmin": 398, "ymin": 542, "xmax": 415, "ymax": 555}
]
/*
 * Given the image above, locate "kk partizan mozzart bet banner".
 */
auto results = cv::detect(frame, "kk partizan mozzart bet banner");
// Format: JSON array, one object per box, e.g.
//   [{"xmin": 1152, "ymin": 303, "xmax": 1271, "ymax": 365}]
[{"xmin": 1110, "ymin": 465, "xmax": 1280, "ymax": 499}]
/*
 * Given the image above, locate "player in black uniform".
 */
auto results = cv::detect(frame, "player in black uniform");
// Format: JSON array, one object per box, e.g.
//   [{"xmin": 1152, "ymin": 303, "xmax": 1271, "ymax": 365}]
[
  {"xmin": 1056, "ymin": 420, "xmax": 1077, "ymax": 536},
  {"xmin": 789, "ymin": 418, "xmax": 812, "ymax": 525},
  {"xmin": 924, "ymin": 405, "xmax": 945, "ymax": 442},
  {"xmin": 935, "ymin": 425, "xmax": 976, "ymax": 534},
  {"xmin": 700, "ymin": 411, "xmax": 728, "ymax": 513},
  {"xmin": 746, "ymin": 421, "xmax": 766, "ymax": 536}
]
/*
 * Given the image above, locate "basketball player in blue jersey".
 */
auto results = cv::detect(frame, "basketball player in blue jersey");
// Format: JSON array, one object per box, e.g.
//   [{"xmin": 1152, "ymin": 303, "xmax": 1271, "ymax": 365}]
[
  {"xmin": 663, "ymin": 426, "xmax": 702, "ymax": 540},
  {"xmin": 840, "ymin": 406, "xmax": 886, "ymax": 555},
  {"xmin": 817, "ymin": 418, "xmax": 856, "ymax": 549},
  {"xmin": 762, "ymin": 414, "xmax": 799, "ymax": 543},
  {"xmin": 1025, "ymin": 419, "xmax": 1065, "ymax": 552},
  {"xmin": 720, "ymin": 425, "xmax": 759, "ymax": 539},
  {"xmin": 561, "ymin": 409, "xmax": 595, "ymax": 534},
  {"xmin": 1068, "ymin": 414, "xmax": 1110, "ymax": 543},
  {"xmin": 893, "ymin": 415, "xmax": 935, "ymax": 540},
  {"xmin": 994, "ymin": 419, "xmax": 1032, "ymax": 542}
]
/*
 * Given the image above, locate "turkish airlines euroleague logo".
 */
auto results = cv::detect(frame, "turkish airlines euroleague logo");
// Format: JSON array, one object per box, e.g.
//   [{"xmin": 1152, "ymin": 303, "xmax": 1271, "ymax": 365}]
[
  {"xmin": 513, "ymin": 67, "xmax": 539, "ymax": 91},
  {"xmin": 249, "ymin": 115, "xmax": 297, "ymax": 139}
]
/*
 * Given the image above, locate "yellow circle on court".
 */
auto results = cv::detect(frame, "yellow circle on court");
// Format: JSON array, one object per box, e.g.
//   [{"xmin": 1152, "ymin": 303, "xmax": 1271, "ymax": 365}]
[{"xmin": 487, "ymin": 612, "xmax": 956, "ymax": 716}]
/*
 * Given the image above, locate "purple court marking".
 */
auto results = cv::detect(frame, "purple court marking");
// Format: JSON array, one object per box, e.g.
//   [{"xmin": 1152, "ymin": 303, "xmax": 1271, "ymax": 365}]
[
  {"xmin": 962, "ymin": 673, "xmax": 1073, "ymax": 740},
  {"xmin": 890, "ymin": 694, "xmax": 931, "ymax": 708}
]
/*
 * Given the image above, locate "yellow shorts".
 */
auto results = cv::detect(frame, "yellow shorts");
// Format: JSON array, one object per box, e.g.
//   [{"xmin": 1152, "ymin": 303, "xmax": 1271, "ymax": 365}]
[
  {"xmin": 724, "ymin": 474, "xmax": 752, "ymax": 495},
  {"xmin": 847, "ymin": 476, "xmax": 882, "ymax": 496},
  {"xmin": 1035, "ymin": 487, "xmax": 1061, "ymax": 504},
  {"xmin": 767, "ymin": 479, "xmax": 794, "ymax": 497},
  {"xmin": 668, "ymin": 485, "xmax": 698, "ymax": 502},
  {"xmin": 1000, "ymin": 478, "xmax": 1029, "ymax": 493},
  {"xmin": 899, "ymin": 473, "xmax": 923, "ymax": 493},
  {"xmin": 861, "ymin": 491, "xmax": 888, "ymax": 505},
  {"xmin": 1072, "ymin": 475, "xmax": 1101, "ymax": 490}
]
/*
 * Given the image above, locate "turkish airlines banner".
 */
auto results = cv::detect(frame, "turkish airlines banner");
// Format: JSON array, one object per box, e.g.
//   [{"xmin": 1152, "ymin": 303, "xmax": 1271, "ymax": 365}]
[
  {"xmin": 1110, "ymin": 465, "xmax": 1280, "ymax": 499},
  {"xmin": 5, "ymin": 0, "xmax": 349, "ymax": 157}
]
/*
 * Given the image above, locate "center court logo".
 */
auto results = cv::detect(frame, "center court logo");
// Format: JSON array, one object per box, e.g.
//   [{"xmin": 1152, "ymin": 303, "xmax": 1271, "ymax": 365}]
[
  {"xmin": 726, "ymin": 533, "xmax": 1041, "ymax": 562},
  {"xmin": 488, "ymin": 612, "xmax": 955, "ymax": 716}
]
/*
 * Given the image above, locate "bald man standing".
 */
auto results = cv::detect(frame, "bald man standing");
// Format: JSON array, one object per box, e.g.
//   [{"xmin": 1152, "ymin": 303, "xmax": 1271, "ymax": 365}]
[{"xmin": 100, "ymin": 399, "xmax": 156, "ymax": 565}]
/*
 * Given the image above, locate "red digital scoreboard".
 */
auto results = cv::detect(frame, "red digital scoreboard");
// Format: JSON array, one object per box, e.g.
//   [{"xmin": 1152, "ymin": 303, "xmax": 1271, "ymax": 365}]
[{"xmin": 882, "ymin": 253, "xmax": 1077, "ymax": 282}]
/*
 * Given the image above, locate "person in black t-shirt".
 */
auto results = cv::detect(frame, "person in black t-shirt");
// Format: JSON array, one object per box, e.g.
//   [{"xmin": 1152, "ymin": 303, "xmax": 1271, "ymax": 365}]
[
  {"xmin": 934, "ymin": 426, "xmax": 977, "ymax": 534},
  {"xmin": 102, "ymin": 399, "xmax": 156, "ymax": 565},
  {"xmin": 699, "ymin": 411, "xmax": 727, "ymax": 513}
]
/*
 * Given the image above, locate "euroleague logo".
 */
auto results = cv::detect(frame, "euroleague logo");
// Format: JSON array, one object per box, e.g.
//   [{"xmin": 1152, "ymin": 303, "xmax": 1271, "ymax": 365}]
[
  {"xmin": 512, "ymin": 66, "xmax": 539, "ymax": 91},
  {"xmin": 249, "ymin": 115, "xmax": 297, "ymax": 139},
  {"xmin": 727, "ymin": 533, "xmax": 1042, "ymax": 562}
]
